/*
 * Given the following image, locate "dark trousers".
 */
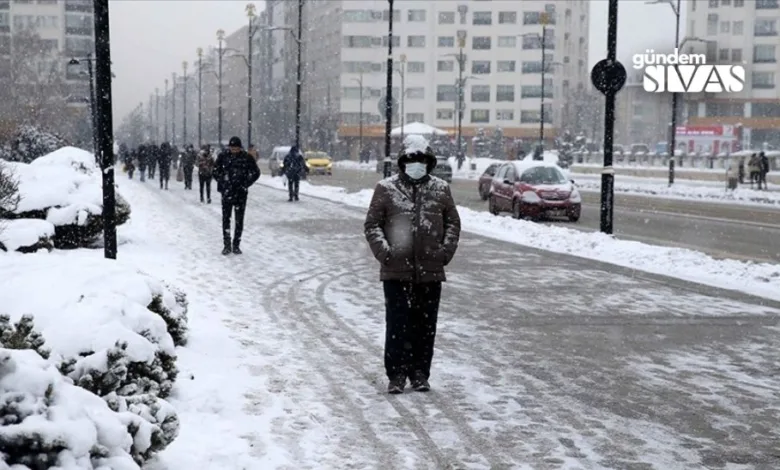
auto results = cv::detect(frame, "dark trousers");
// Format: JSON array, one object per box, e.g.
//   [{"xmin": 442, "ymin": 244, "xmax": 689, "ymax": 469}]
[
  {"xmin": 159, "ymin": 168, "xmax": 170, "ymax": 189},
  {"xmin": 222, "ymin": 196, "xmax": 247, "ymax": 248},
  {"xmin": 199, "ymin": 174, "xmax": 212, "ymax": 201},
  {"xmin": 184, "ymin": 167, "xmax": 194, "ymax": 189},
  {"xmin": 148, "ymin": 161, "xmax": 156, "ymax": 178},
  {"xmin": 288, "ymin": 175, "xmax": 300, "ymax": 199},
  {"xmin": 758, "ymin": 171, "xmax": 767, "ymax": 189},
  {"xmin": 383, "ymin": 280, "xmax": 442, "ymax": 380},
  {"xmin": 138, "ymin": 166, "xmax": 146, "ymax": 182}
]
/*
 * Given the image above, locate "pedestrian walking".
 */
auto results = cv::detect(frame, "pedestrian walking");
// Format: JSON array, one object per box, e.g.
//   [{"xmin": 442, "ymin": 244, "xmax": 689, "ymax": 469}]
[
  {"xmin": 213, "ymin": 136, "xmax": 261, "ymax": 255},
  {"xmin": 148, "ymin": 143, "xmax": 158, "ymax": 179},
  {"xmin": 738, "ymin": 157, "xmax": 745, "ymax": 184},
  {"xmin": 126, "ymin": 152, "xmax": 136, "ymax": 179},
  {"xmin": 158, "ymin": 142, "xmax": 172, "ymax": 190},
  {"xmin": 363, "ymin": 144, "xmax": 461, "ymax": 394},
  {"xmin": 197, "ymin": 145, "xmax": 215, "ymax": 203},
  {"xmin": 759, "ymin": 151, "xmax": 770, "ymax": 190},
  {"xmin": 181, "ymin": 144, "xmax": 197, "ymax": 190},
  {"xmin": 137, "ymin": 144, "xmax": 147, "ymax": 182},
  {"xmin": 748, "ymin": 154, "xmax": 759, "ymax": 188},
  {"xmin": 360, "ymin": 147, "xmax": 370, "ymax": 164},
  {"xmin": 282, "ymin": 145, "xmax": 306, "ymax": 201}
]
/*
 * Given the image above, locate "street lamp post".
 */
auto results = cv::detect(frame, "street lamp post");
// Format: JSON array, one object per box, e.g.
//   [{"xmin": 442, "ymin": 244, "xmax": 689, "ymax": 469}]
[
  {"xmin": 155, "ymin": 88, "xmax": 160, "ymax": 143},
  {"xmin": 164, "ymin": 79, "xmax": 168, "ymax": 142},
  {"xmin": 67, "ymin": 56, "xmax": 97, "ymax": 158},
  {"xmin": 247, "ymin": 3, "xmax": 257, "ymax": 148},
  {"xmin": 171, "ymin": 72, "xmax": 177, "ymax": 146},
  {"xmin": 295, "ymin": 0, "xmax": 303, "ymax": 148},
  {"xmin": 396, "ymin": 54, "xmax": 406, "ymax": 142},
  {"xmin": 196, "ymin": 48, "xmax": 203, "ymax": 146},
  {"xmin": 182, "ymin": 61, "xmax": 188, "ymax": 146},
  {"xmin": 383, "ymin": 0, "xmax": 395, "ymax": 178},
  {"xmin": 456, "ymin": 31, "xmax": 467, "ymax": 169},
  {"xmin": 217, "ymin": 29, "xmax": 225, "ymax": 147},
  {"xmin": 352, "ymin": 74, "xmax": 364, "ymax": 154}
]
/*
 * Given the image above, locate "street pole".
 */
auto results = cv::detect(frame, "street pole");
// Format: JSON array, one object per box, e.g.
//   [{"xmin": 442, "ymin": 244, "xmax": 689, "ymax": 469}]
[
  {"xmin": 85, "ymin": 55, "xmax": 98, "ymax": 159},
  {"xmin": 383, "ymin": 0, "xmax": 394, "ymax": 178},
  {"xmin": 358, "ymin": 77, "xmax": 363, "ymax": 153},
  {"xmin": 218, "ymin": 29, "xmax": 225, "ymax": 147},
  {"xmin": 668, "ymin": 0, "xmax": 681, "ymax": 186},
  {"xmin": 248, "ymin": 18, "xmax": 254, "ymax": 147},
  {"xmin": 197, "ymin": 48, "xmax": 203, "ymax": 146},
  {"xmin": 539, "ymin": 25, "xmax": 546, "ymax": 152},
  {"xmin": 93, "ymin": 0, "xmax": 117, "ymax": 259},
  {"xmin": 164, "ymin": 79, "xmax": 168, "ymax": 142},
  {"xmin": 399, "ymin": 55, "xmax": 406, "ymax": 142},
  {"xmin": 182, "ymin": 62, "xmax": 188, "ymax": 146},
  {"xmin": 295, "ymin": 0, "xmax": 303, "ymax": 149},
  {"xmin": 171, "ymin": 72, "xmax": 177, "ymax": 146},
  {"xmin": 457, "ymin": 47, "xmax": 464, "ymax": 169},
  {"xmin": 148, "ymin": 94, "xmax": 153, "ymax": 141},
  {"xmin": 155, "ymin": 88, "xmax": 159, "ymax": 143}
]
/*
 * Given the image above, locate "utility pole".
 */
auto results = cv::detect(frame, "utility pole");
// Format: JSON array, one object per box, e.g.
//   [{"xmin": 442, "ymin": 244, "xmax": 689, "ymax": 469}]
[
  {"xmin": 539, "ymin": 14, "xmax": 548, "ymax": 151},
  {"xmin": 398, "ymin": 54, "xmax": 406, "ymax": 142},
  {"xmin": 93, "ymin": 0, "xmax": 117, "ymax": 259},
  {"xmin": 247, "ymin": 3, "xmax": 257, "ymax": 147},
  {"xmin": 155, "ymin": 88, "xmax": 159, "ymax": 143},
  {"xmin": 217, "ymin": 29, "xmax": 225, "ymax": 147},
  {"xmin": 164, "ymin": 79, "xmax": 168, "ymax": 142},
  {"xmin": 295, "ymin": 0, "xmax": 303, "ymax": 148},
  {"xmin": 171, "ymin": 72, "xmax": 177, "ymax": 146},
  {"xmin": 352, "ymin": 73, "xmax": 363, "ymax": 154},
  {"xmin": 148, "ymin": 94, "xmax": 153, "ymax": 140},
  {"xmin": 456, "ymin": 30, "xmax": 467, "ymax": 170},
  {"xmin": 182, "ymin": 62, "xmax": 188, "ymax": 145},
  {"xmin": 196, "ymin": 48, "xmax": 203, "ymax": 146},
  {"xmin": 668, "ymin": 0, "xmax": 681, "ymax": 185},
  {"xmin": 383, "ymin": 0, "xmax": 394, "ymax": 178}
]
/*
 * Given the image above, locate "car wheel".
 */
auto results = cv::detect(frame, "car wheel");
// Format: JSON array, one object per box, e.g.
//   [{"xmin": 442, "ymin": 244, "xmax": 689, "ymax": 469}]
[
  {"xmin": 488, "ymin": 194, "xmax": 499, "ymax": 215},
  {"xmin": 568, "ymin": 212, "xmax": 580, "ymax": 222},
  {"xmin": 512, "ymin": 199, "xmax": 522, "ymax": 219}
]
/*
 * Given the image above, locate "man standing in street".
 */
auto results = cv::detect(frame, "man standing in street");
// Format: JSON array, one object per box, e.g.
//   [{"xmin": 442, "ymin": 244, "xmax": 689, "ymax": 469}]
[
  {"xmin": 213, "ymin": 136, "xmax": 261, "ymax": 255},
  {"xmin": 197, "ymin": 145, "xmax": 215, "ymax": 203},
  {"xmin": 759, "ymin": 151, "xmax": 770, "ymax": 190},
  {"xmin": 181, "ymin": 144, "xmax": 197, "ymax": 190},
  {"xmin": 158, "ymin": 142, "xmax": 172, "ymax": 190},
  {"xmin": 364, "ymin": 143, "xmax": 461, "ymax": 394},
  {"xmin": 282, "ymin": 145, "xmax": 306, "ymax": 201}
]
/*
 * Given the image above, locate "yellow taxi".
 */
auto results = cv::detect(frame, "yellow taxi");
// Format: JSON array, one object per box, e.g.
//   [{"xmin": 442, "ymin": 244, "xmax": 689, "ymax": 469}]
[{"xmin": 304, "ymin": 151, "xmax": 333, "ymax": 175}]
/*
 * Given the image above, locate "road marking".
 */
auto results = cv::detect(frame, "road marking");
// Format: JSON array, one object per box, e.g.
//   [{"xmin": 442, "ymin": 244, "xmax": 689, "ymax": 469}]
[{"xmin": 581, "ymin": 202, "xmax": 780, "ymax": 230}]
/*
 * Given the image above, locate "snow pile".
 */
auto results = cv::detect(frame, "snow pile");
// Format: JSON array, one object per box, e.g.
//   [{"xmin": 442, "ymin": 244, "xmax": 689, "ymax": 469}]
[
  {"xmin": 333, "ymin": 160, "xmax": 375, "ymax": 171},
  {"xmin": 403, "ymin": 134, "xmax": 430, "ymax": 154},
  {"xmin": 0, "ymin": 218, "xmax": 54, "ymax": 252},
  {"xmin": 0, "ymin": 125, "xmax": 69, "ymax": 163},
  {"xmin": 257, "ymin": 176, "xmax": 780, "ymax": 302},
  {"xmin": 0, "ymin": 251, "xmax": 189, "ymax": 465},
  {"xmin": 0, "ymin": 146, "xmax": 131, "ymax": 250}
]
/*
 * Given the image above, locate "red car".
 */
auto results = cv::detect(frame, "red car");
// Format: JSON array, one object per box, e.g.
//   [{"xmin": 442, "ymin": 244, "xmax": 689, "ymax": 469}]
[
  {"xmin": 487, "ymin": 161, "xmax": 581, "ymax": 221},
  {"xmin": 478, "ymin": 163, "xmax": 500, "ymax": 200}
]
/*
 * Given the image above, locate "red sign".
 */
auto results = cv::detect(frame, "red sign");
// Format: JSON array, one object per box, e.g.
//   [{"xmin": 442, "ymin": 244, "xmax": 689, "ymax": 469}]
[
  {"xmin": 674, "ymin": 125, "xmax": 740, "ymax": 154},
  {"xmin": 675, "ymin": 126, "xmax": 735, "ymax": 137}
]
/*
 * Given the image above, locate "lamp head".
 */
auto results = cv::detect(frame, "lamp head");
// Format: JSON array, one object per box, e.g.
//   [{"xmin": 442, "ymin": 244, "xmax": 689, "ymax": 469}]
[
  {"xmin": 196, "ymin": 47, "xmax": 203, "ymax": 57},
  {"xmin": 246, "ymin": 3, "xmax": 256, "ymax": 18},
  {"xmin": 217, "ymin": 29, "xmax": 225, "ymax": 41},
  {"xmin": 183, "ymin": 61, "xmax": 188, "ymax": 71},
  {"xmin": 68, "ymin": 58, "xmax": 79, "ymax": 65}
]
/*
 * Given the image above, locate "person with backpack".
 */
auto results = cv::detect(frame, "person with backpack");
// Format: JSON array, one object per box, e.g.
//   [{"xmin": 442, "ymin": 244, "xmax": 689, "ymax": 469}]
[
  {"xmin": 282, "ymin": 145, "xmax": 307, "ymax": 201},
  {"xmin": 213, "ymin": 136, "xmax": 261, "ymax": 255},
  {"xmin": 197, "ymin": 145, "xmax": 215, "ymax": 203}
]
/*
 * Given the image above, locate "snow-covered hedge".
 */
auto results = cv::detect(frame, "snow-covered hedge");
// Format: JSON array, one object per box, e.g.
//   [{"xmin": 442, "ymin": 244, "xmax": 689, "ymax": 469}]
[
  {"xmin": 0, "ymin": 253, "xmax": 190, "ymax": 466},
  {"xmin": 0, "ymin": 219, "xmax": 55, "ymax": 253},
  {"xmin": 0, "ymin": 125, "xmax": 69, "ymax": 163},
  {"xmin": 0, "ymin": 146, "xmax": 131, "ymax": 249}
]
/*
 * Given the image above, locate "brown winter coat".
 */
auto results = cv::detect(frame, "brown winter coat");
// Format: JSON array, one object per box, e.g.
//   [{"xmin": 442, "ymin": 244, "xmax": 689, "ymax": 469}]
[
  {"xmin": 197, "ymin": 151, "xmax": 215, "ymax": 177},
  {"xmin": 364, "ymin": 172, "xmax": 461, "ymax": 282}
]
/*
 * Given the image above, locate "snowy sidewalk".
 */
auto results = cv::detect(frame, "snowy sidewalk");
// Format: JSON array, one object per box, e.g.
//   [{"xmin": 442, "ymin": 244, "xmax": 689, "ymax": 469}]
[{"xmin": 120, "ymin": 179, "xmax": 780, "ymax": 469}]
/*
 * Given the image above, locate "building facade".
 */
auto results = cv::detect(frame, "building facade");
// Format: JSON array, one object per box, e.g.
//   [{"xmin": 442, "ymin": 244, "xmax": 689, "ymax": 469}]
[
  {"xmin": 685, "ymin": 0, "xmax": 780, "ymax": 147},
  {"xmin": 614, "ymin": 71, "xmax": 673, "ymax": 147}
]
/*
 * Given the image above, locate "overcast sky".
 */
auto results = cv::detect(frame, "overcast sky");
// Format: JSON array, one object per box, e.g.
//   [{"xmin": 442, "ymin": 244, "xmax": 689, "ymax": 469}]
[{"xmin": 109, "ymin": 0, "xmax": 684, "ymax": 120}]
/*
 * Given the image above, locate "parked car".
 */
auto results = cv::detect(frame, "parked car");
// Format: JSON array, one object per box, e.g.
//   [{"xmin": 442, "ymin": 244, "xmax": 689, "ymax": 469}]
[
  {"xmin": 487, "ymin": 161, "xmax": 581, "ymax": 222},
  {"xmin": 268, "ymin": 146, "xmax": 290, "ymax": 177},
  {"xmin": 478, "ymin": 163, "xmax": 500, "ymax": 200},
  {"xmin": 375, "ymin": 155, "xmax": 452, "ymax": 182},
  {"xmin": 304, "ymin": 151, "xmax": 333, "ymax": 175}
]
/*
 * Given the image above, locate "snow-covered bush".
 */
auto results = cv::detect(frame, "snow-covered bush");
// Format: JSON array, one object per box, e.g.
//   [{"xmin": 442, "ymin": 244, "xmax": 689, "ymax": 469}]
[
  {"xmin": 0, "ymin": 125, "xmax": 69, "ymax": 163},
  {"xmin": 0, "ymin": 348, "xmax": 143, "ymax": 470},
  {"xmin": 0, "ymin": 146, "xmax": 131, "ymax": 249},
  {"xmin": 104, "ymin": 392, "xmax": 179, "ymax": 464},
  {"xmin": 147, "ymin": 287, "xmax": 189, "ymax": 347},
  {"xmin": 0, "ymin": 219, "xmax": 54, "ymax": 253},
  {"xmin": 0, "ymin": 314, "xmax": 50, "ymax": 360}
]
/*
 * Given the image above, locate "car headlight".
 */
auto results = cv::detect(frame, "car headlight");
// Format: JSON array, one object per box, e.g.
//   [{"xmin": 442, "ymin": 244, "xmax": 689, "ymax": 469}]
[
  {"xmin": 521, "ymin": 191, "xmax": 541, "ymax": 203},
  {"xmin": 569, "ymin": 189, "xmax": 581, "ymax": 202}
]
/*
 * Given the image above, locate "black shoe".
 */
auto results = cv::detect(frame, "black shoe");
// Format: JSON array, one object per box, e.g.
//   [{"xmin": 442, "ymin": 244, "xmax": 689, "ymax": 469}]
[
  {"xmin": 222, "ymin": 246, "xmax": 231, "ymax": 255},
  {"xmin": 410, "ymin": 371, "xmax": 430, "ymax": 392},
  {"xmin": 294, "ymin": 195, "xmax": 299, "ymax": 201},
  {"xmin": 232, "ymin": 246, "xmax": 242, "ymax": 255},
  {"xmin": 387, "ymin": 375, "xmax": 406, "ymax": 394},
  {"xmin": 288, "ymin": 197, "xmax": 293, "ymax": 202},
  {"xmin": 207, "ymin": 199, "xmax": 211, "ymax": 204}
]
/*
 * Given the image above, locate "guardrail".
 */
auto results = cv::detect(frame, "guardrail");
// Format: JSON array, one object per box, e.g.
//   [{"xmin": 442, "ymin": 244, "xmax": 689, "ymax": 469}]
[{"xmin": 570, "ymin": 151, "xmax": 780, "ymax": 172}]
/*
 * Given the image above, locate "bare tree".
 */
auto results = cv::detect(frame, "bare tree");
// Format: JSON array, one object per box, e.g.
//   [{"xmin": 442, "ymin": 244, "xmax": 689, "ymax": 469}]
[{"xmin": 0, "ymin": 162, "xmax": 20, "ymax": 251}]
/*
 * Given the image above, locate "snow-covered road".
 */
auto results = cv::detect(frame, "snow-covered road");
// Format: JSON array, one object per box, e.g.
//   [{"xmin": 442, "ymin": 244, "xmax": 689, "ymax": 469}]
[{"xmin": 119, "ymin": 179, "xmax": 780, "ymax": 469}]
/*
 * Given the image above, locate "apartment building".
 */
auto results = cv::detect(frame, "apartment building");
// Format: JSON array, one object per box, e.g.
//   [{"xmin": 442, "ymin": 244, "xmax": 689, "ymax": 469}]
[
  {"xmin": 615, "ymin": 71, "xmax": 673, "ymax": 146},
  {"xmin": 685, "ymin": 0, "xmax": 780, "ymax": 146}
]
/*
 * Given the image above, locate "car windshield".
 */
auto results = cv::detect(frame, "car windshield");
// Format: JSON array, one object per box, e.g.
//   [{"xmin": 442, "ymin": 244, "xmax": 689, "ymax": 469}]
[{"xmin": 521, "ymin": 166, "xmax": 567, "ymax": 185}]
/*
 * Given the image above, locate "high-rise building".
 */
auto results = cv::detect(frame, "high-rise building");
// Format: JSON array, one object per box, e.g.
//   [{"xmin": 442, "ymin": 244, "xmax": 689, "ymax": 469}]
[
  {"xmin": 265, "ymin": 0, "xmax": 590, "ymax": 157},
  {"xmin": 685, "ymin": 0, "xmax": 780, "ymax": 147}
]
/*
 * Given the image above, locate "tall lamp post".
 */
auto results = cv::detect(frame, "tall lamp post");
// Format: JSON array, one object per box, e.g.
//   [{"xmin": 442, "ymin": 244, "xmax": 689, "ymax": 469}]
[
  {"xmin": 352, "ymin": 73, "xmax": 365, "ymax": 153},
  {"xmin": 295, "ymin": 0, "xmax": 303, "ymax": 148},
  {"xmin": 164, "ymin": 79, "xmax": 168, "ymax": 142},
  {"xmin": 217, "ymin": 29, "xmax": 226, "ymax": 147},
  {"xmin": 182, "ymin": 61, "xmax": 188, "ymax": 146},
  {"xmin": 171, "ymin": 72, "xmax": 177, "ymax": 146},
  {"xmin": 396, "ymin": 54, "xmax": 406, "ymax": 142},
  {"xmin": 67, "ymin": 56, "xmax": 97, "ymax": 157},
  {"xmin": 246, "ymin": 3, "xmax": 258, "ymax": 147},
  {"xmin": 383, "ymin": 0, "xmax": 395, "ymax": 178},
  {"xmin": 196, "ymin": 48, "xmax": 204, "ymax": 146},
  {"xmin": 521, "ymin": 20, "xmax": 549, "ymax": 157},
  {"xmin": 155, "ymin": 88, "xmax": 160, "ymax": 142}
]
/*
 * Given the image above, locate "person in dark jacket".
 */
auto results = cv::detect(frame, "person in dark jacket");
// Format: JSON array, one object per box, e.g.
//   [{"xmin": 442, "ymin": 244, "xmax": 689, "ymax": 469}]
[
  {"xmin": 364, "ymin": 144, "xmax": 461, "ymax": 394},
  {"xmin": 137, "ymin": 144, "xmax": 148, "ymax": 182},
  {"xmin": 282, "ymin": 145, "xmax": 306, "ymax": 201},
  {"xmin": 158, "ymin": 142, "xmax": 172, "ymax": 190},
  {"xmin": 148, "ymin": 143, "xmax": 158, "ymax": 179},
  {"xmin": 212, "ymin": 136, "xmax": 261, "ymax": 255},
  {"xmin": 181, "ymin": 144, "xmax": 197, "ymax": 190},
  {"xmin": 759, "ymin": 151, "xmax": 770, "ymax": 190},
  {"xmin": 197, "ymin": 145, "xmax": 215, "ymax": 203}
]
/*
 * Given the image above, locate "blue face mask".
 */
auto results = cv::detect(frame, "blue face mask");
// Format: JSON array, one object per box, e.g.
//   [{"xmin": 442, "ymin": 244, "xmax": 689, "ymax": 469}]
[{"xmin": 405, "ymin": 162, "xmax": 427, "ymax": 179}]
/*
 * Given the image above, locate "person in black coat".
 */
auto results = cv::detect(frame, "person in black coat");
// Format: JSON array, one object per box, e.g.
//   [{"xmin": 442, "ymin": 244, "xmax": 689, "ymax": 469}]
[
  {"xmin": 282, "ymin": 145, "xmax": 307, "ymax": 201},
  {"xmin": 148, "ymin": 143, "xmax": 158, "ymax": 179},
  {"xmin": 137, "ymin": 144, "xmax": 148, "ymax": 182},
  {"xmin": 181, "ymin": 144, "xmax": 197, "ymax": 190},
  {"xmin": 759, "ymin": 151, "xmax": 770, "ymax": 190},
  {"xmin": 212, "ymin": 136, "xmax": 261, "ymax": 255},
  {"xmin": 158, "ymin": 142, "xmax": 173, "ymax": 190}
]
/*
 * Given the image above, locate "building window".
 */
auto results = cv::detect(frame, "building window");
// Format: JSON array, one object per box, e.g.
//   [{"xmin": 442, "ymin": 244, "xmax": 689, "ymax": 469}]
[
  {"xmin": 734, "ymin": 0, "xmax": 744, "ymax": 4},
  {"xmin": 731, "ymin": 48, "xmax": 742, "ymax": 61},
  {"xmin": 40, "ymin": 38, "xmax": 57, "ymax": 51},
  {"xmin": 406, "ymin": 87, "xmax": 425, "ymax": 99},
  {"xmin": 438, "ymin": 36, "xmax": 454, "ymax": 47},
  {"xmin": 754, "ymin": 18, "xmax": 777, "ymax": 36},
  {"xmin": 343, "ymin": 36, "xmax": 373, "ymax": 48},
  {"xmin": 406, "ymin": 113, "xmax": 424, "ymax": 123},
  {"xmin": 0, "ymin": 12, "xmax": 9, "ymax": 28},
  {"xmin": 341, "ymin": 87, "xmax": 361, "ymax": 99},
  {"xmin": 521, "ymin": 110, "xmax": 552, "ymax": 123},
  {"xmin": 705, "ymin": 102, "xmax": 744, "ymax": 116},
  {"xmin": 733, "ymin": 20, "xmax": 743, "ymax": 34},
  {"xmin": 436, "ymin": 109, "xmax": 454, "ymax": 120},
  {"xmin": 406, "ymin": 61, "xmax": 425, "ymax": 73},
  {"xmin": 523, "ymin": 11, "xmax": 555, "ymax": 25},
  {"xmin": 709, "ymin": 0, "xmax": 718, "ymax": 6},
  {"xmin": 0, "ymin": 35, "xmax": 10, "ymax": 55},
  {"xmin": 497, "ymin": 60, "xmax": 516, "ymax": 72},
  {"xmin": 497, "ymin": 36, "xmax": 517, "ymax": 47},
  {"xmin": 752, "ymin": 71, "xmax": 775, "ymax": 88},
  {"xmin": 471, "ymin": 85, "xmax": 490, "ymax": 102},
  {"xmin": 522, "ymin": 61, "xmax": 544, "ymax": 73},
  {"xmin": 473, "ymin": 11, "xmax": 492, "ymax": 25},
  {"xmin": 752, "ymin": 102, "xmax": 780, "ymax": 117},
  {"xmin": 498, "ymin": 11, "xmax": 517, "ymax": 24},
  {"xmin": 438, "ymin": 11, "xmax": 455, "ymax": 24},
  {"xmin": 496, "ymin": 85, "xmax": 515, "ymax": 102},
  {"xmin": 521, "ymin": 85, "xmax": 553, "ymax": 98},
  {"xmin": 471, "ymin": 60, "xmax": 491, "ymax": 74},
  {"xmin": 720, "ymin": 21, "xmax": 730, "ymax": 33},
  {"xmin": 408, "ymin": 9, "xmax": 426, "ymax": 22},
  {"xmin": 408, "ymin": 35, "xmax": 426, "ymax": 47},
  {"xmin": 754, "ymin": 44, "xmax": 776, "ymax": 62},
  {"xmin": 472, "ymin": 36, "xmax": 491, "ymax": 50},
  {"xmin": 496, "ymin": 110, "xmax": 515, "ymax": 121},
  {"xmin": 382, "ymin": 35, "xmax": 400, "ymax": 47},
  {"xmin": 471, "ymin": 109, "xmax": 490, "ymax": 123},
  {"xmin": 382, "ymin": 9, "xmax": 400, "ymax": 22},
  {"xmin": 756, "ymin": 0, "xmax": 777, "ymax": 7},
  {"xmin": 522, "ymin": 35, "xmax": 542, "ymax": 49},
  {"xmin": 343, "ymin": 10, "xmax": 375, "ymax": 22},
  {"xmin": 437, "ymin": 60, "xmax": 454, "ymax": 72},
  {"xmin": 437, "ymin": 84, "xmax": 456, "ymax": 101},
  {"xmin": 707, "ymin": 14, "xmax": 718, "ymax": 35}
]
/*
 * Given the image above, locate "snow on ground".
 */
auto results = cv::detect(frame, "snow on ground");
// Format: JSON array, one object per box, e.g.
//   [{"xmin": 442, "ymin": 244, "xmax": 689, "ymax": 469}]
[
  {"xmin": 258, "ymin": 175, "xmax": 780, "ymax": 302},
  {"xmin": 333, "ymin": 158, "xmax": 780, "ymax": 205},
  {"xmin": 0, "ymin": 218, "xmax": 54, "ymax": 251}
]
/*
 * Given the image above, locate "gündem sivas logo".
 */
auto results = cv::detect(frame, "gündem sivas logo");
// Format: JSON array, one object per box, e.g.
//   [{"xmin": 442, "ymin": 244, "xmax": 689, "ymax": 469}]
[{"xmin": 633, "ymin": 49, "xmax": 744, "ymax": 93}]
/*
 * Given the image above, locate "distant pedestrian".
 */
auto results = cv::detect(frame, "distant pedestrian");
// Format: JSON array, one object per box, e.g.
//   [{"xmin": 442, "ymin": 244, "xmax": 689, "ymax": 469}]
[
  {"xmin": 137, "ymin": 144, "xmax": 147, "ymax": 182},
  {"xmin": 748, "ymin": 154, "xmax": 759, "ymax": 188},
  {"xmin": 126, "ymin": 152, "xmax": 136, "ymax": 179},
  {"xmin": 181, "ymin": 144, "xmax": 197, "ymax": 190},
  {"xmin": 148, "ymin": 143, "xmax": 158, "ymax": 179},
  {"xmin": 759, "ymin": 151, "xmax": 770, "ymax": 190},
  {"xmin": 363, "ymin": 144, "xmax": 461, "ymax": 394},
  {"xmin": 213, "ymin": 136, "xmax": 261, "ymax": 255},
  {"xmin": 360, "ymin": 147, "xmax": 370, "ymax": 164},
  {"xmin": 738, "ymin": 158, "xmax": 745, "ymax": 184},
  {"xmin": 282, "ymin": 145, "xmax": 306, "ymax": 201},
  {"xmin": 197, "ymin": 145, "xmax": 215, "ymax": 203},
  {"xmin": 158, "ymin": 142, "xmax": 172, "ymax": 190}
]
